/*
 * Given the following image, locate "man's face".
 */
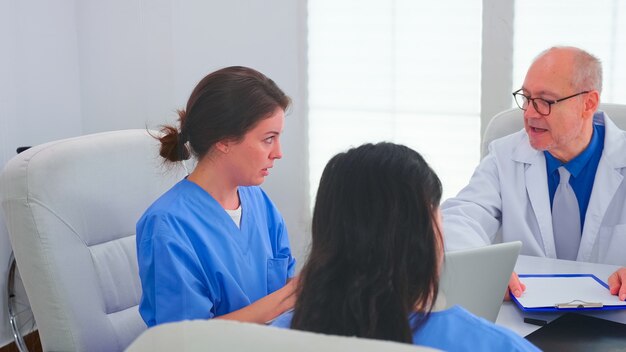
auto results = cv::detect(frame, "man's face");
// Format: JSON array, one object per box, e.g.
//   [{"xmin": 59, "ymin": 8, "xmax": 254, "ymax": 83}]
[{"xmin": 522, "ymin": 49, "xmax": 593, "ymax": 162}]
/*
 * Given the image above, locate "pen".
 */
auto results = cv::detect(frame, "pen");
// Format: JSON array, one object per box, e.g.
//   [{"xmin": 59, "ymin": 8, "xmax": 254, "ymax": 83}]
[{"xmin": 523, "ymin": 317, "xmax": 547, "ymax": 326}]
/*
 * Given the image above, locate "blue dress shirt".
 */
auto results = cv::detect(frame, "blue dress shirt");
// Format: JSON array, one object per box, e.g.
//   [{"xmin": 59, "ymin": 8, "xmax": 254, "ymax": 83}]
[{"xmin": 544, "ymin": 124, "xmax": 605, "ymax": 231}]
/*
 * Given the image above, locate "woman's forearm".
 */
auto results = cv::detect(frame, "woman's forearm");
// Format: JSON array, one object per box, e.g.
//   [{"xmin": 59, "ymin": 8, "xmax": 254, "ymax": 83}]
[{"xmin": 216, "ymin": 278, "xmax": 297, "ymax": 323}]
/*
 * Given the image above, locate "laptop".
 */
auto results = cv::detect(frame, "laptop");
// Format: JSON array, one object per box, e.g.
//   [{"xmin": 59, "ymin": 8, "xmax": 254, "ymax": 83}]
[{"xmin": 439, "ymin": 241, "xmax": 522, "ymax": 322}]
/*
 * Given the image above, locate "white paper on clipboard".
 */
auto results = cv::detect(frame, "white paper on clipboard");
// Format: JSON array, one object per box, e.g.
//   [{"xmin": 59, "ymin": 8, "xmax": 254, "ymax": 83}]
[{"xmin": 514, "ymin": 274, "xmax": 626, "ymax": 310}]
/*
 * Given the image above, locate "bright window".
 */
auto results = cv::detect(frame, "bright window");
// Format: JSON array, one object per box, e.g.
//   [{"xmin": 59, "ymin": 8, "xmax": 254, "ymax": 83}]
[
  {"xmin": 308, "ymin": 0, "xmax": 482, "ymax": 205},
  {"xmin": 513, "ymin": 0, "xmax": 626, "ymax": 104}
]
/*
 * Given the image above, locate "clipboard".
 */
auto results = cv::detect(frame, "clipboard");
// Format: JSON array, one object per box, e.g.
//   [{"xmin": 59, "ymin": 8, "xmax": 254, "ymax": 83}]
[{"xmin": 511, "ymin": 274, "xmax": 626, "ymax": 313}]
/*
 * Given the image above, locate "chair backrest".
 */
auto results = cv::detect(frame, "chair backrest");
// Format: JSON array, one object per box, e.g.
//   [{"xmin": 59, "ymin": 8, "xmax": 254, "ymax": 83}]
[
  {"xmin": 481, "ymin": 103, "xmax": 626, "ymax": 158},
  {"xmin": 126, "ymin": 319, "xmax": 439, "ymax": 352},
  {"xmin": 0, "ymin": 130, "xmax": 187, "ymax": 351}
]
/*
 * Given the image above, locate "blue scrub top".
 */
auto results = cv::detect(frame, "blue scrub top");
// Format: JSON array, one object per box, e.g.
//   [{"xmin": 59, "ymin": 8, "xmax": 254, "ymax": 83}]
[
  {"xmin": 272, "ymin": 306, "xmax": 539, "ymax": 351},
  {"xmin": 137, "ymin": 179, "xmax": 296, "ymax": 327}
]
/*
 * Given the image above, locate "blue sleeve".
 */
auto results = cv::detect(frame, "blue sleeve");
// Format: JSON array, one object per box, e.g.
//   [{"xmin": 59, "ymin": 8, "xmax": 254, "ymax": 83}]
[{"xmin": 137, "ymin": 214, "xmax": 215, "ymax": 327}]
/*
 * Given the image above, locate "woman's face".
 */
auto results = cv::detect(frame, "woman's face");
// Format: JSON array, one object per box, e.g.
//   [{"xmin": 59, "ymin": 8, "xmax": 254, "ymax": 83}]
[{"xmin": 224, "ymin": 107, "xmax": 285, "ymax": 186}]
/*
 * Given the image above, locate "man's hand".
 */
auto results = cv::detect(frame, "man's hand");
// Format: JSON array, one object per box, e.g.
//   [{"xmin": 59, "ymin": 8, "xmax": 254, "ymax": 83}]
[
  {"xmin": 504, "ymin": 271, "xmax": 526, "ymax": 301},
  {"xmin": 608, "ymin": 267, "xmax": 626, "ymax": 301}
]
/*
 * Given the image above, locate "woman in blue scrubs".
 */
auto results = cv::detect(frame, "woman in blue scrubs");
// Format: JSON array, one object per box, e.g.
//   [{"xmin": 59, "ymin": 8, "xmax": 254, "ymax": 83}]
[
  {"xmin": 271, "ymin": 143, "xmax": 538, "ymax": 351},
  {"xmin": 137, "ymin": 66, "xmax": 296, "ymax": 327}
]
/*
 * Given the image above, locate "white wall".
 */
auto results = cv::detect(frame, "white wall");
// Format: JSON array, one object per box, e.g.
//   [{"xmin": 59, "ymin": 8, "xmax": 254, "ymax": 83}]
[
  {"xmin": 0, "ymin": 0, "xmax": 308, "ymax": 347},
  {"xmin": 0, "ymin": 0, "xmax": 84, "ymax": 347}
]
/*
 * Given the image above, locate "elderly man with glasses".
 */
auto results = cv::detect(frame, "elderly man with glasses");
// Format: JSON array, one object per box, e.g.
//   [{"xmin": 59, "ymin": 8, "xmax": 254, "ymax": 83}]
[{"xmin": 442, "ymin": 46, "xmax": 626, "ymax": 302}]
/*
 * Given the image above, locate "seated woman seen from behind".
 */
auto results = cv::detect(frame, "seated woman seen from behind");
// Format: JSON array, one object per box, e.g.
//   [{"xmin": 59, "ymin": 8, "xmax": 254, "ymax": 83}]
[{"xmin": 271, "ymin": 142, "xmax": 539, "ymax": 352}]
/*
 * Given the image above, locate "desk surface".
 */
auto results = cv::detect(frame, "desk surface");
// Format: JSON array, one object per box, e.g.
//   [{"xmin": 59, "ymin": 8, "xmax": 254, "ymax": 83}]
[{"xmin": 495, "ymin": 255, "xmax": 625, "ymax": 336}]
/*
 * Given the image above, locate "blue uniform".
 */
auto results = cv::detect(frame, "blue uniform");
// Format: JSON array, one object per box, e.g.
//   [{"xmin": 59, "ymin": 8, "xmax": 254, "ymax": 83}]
[
  {"xmin": 137, "ymin": 179, "xmax": 295, "ymax": 327},
  {"xmin": 271, "ymin": 305, "xmax": 539, "ymax": 352}
]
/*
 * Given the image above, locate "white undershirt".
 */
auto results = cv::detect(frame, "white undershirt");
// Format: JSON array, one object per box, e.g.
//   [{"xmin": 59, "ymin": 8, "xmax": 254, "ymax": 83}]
[{"xmin": 225, "ymin": 205, "xmax": 242, "ymax": 228}]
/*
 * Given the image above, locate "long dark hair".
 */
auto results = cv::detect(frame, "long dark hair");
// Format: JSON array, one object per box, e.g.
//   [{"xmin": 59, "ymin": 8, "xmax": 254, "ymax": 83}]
[
  {"xmin": 157, "ymin": 66, "xmax": 291, "ymax": 162},
  {"xmin": 291, "ymin": 142, "xmax": 443, "ymax": 343}
]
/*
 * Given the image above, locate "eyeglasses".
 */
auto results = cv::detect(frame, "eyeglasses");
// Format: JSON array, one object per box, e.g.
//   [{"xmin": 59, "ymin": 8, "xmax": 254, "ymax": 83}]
[{"xmin": 512, "ymin": 89, "xmax": 589, "ymax": 116}]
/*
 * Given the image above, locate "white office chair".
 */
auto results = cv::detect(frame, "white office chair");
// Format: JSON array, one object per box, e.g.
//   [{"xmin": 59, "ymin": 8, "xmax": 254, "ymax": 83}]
[
  {"xmin": 481, "ymin": 103, "xmax": 626, "ymax": 158},
  {"xmin": 126, "ymin": 319, "xmax": 438, "ymax": 352},
  {"xmin": 0, "ymin": 130, "xmax": 187, "ymax": 351}
]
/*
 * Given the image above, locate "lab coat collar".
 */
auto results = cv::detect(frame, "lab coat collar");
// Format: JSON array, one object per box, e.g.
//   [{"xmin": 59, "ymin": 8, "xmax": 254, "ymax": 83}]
[
  {"xmin": 511, "ymin": 131, "xmax": 543, "ymax": 165},
  {"xmin": 598, "ymin": 111, "xmax": 626, "ymax": 169}
]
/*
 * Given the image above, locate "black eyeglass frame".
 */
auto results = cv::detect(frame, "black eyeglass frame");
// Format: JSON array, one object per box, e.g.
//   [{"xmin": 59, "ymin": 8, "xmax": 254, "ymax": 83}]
[{"xmin": 512, "ymin": 89, "xmax": 590, "ymax": 116}]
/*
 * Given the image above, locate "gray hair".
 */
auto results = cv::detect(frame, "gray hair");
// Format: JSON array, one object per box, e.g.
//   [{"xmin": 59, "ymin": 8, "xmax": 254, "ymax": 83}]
[{"xmin": 536, "ymin": 46, "xmax": 603, "ymax": 93}]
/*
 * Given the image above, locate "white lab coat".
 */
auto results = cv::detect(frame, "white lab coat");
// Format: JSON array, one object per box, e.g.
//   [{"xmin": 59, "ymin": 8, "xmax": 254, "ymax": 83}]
[{"xmin": 442, "ymin": 112, "xmax": 626, "ymax": 266}]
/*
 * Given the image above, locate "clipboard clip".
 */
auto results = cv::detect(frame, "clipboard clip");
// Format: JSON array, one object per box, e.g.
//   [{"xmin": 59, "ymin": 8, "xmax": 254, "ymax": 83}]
[{"xmin": 555, "ymin": 299, "xmax": 603, "ymax": 309}]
